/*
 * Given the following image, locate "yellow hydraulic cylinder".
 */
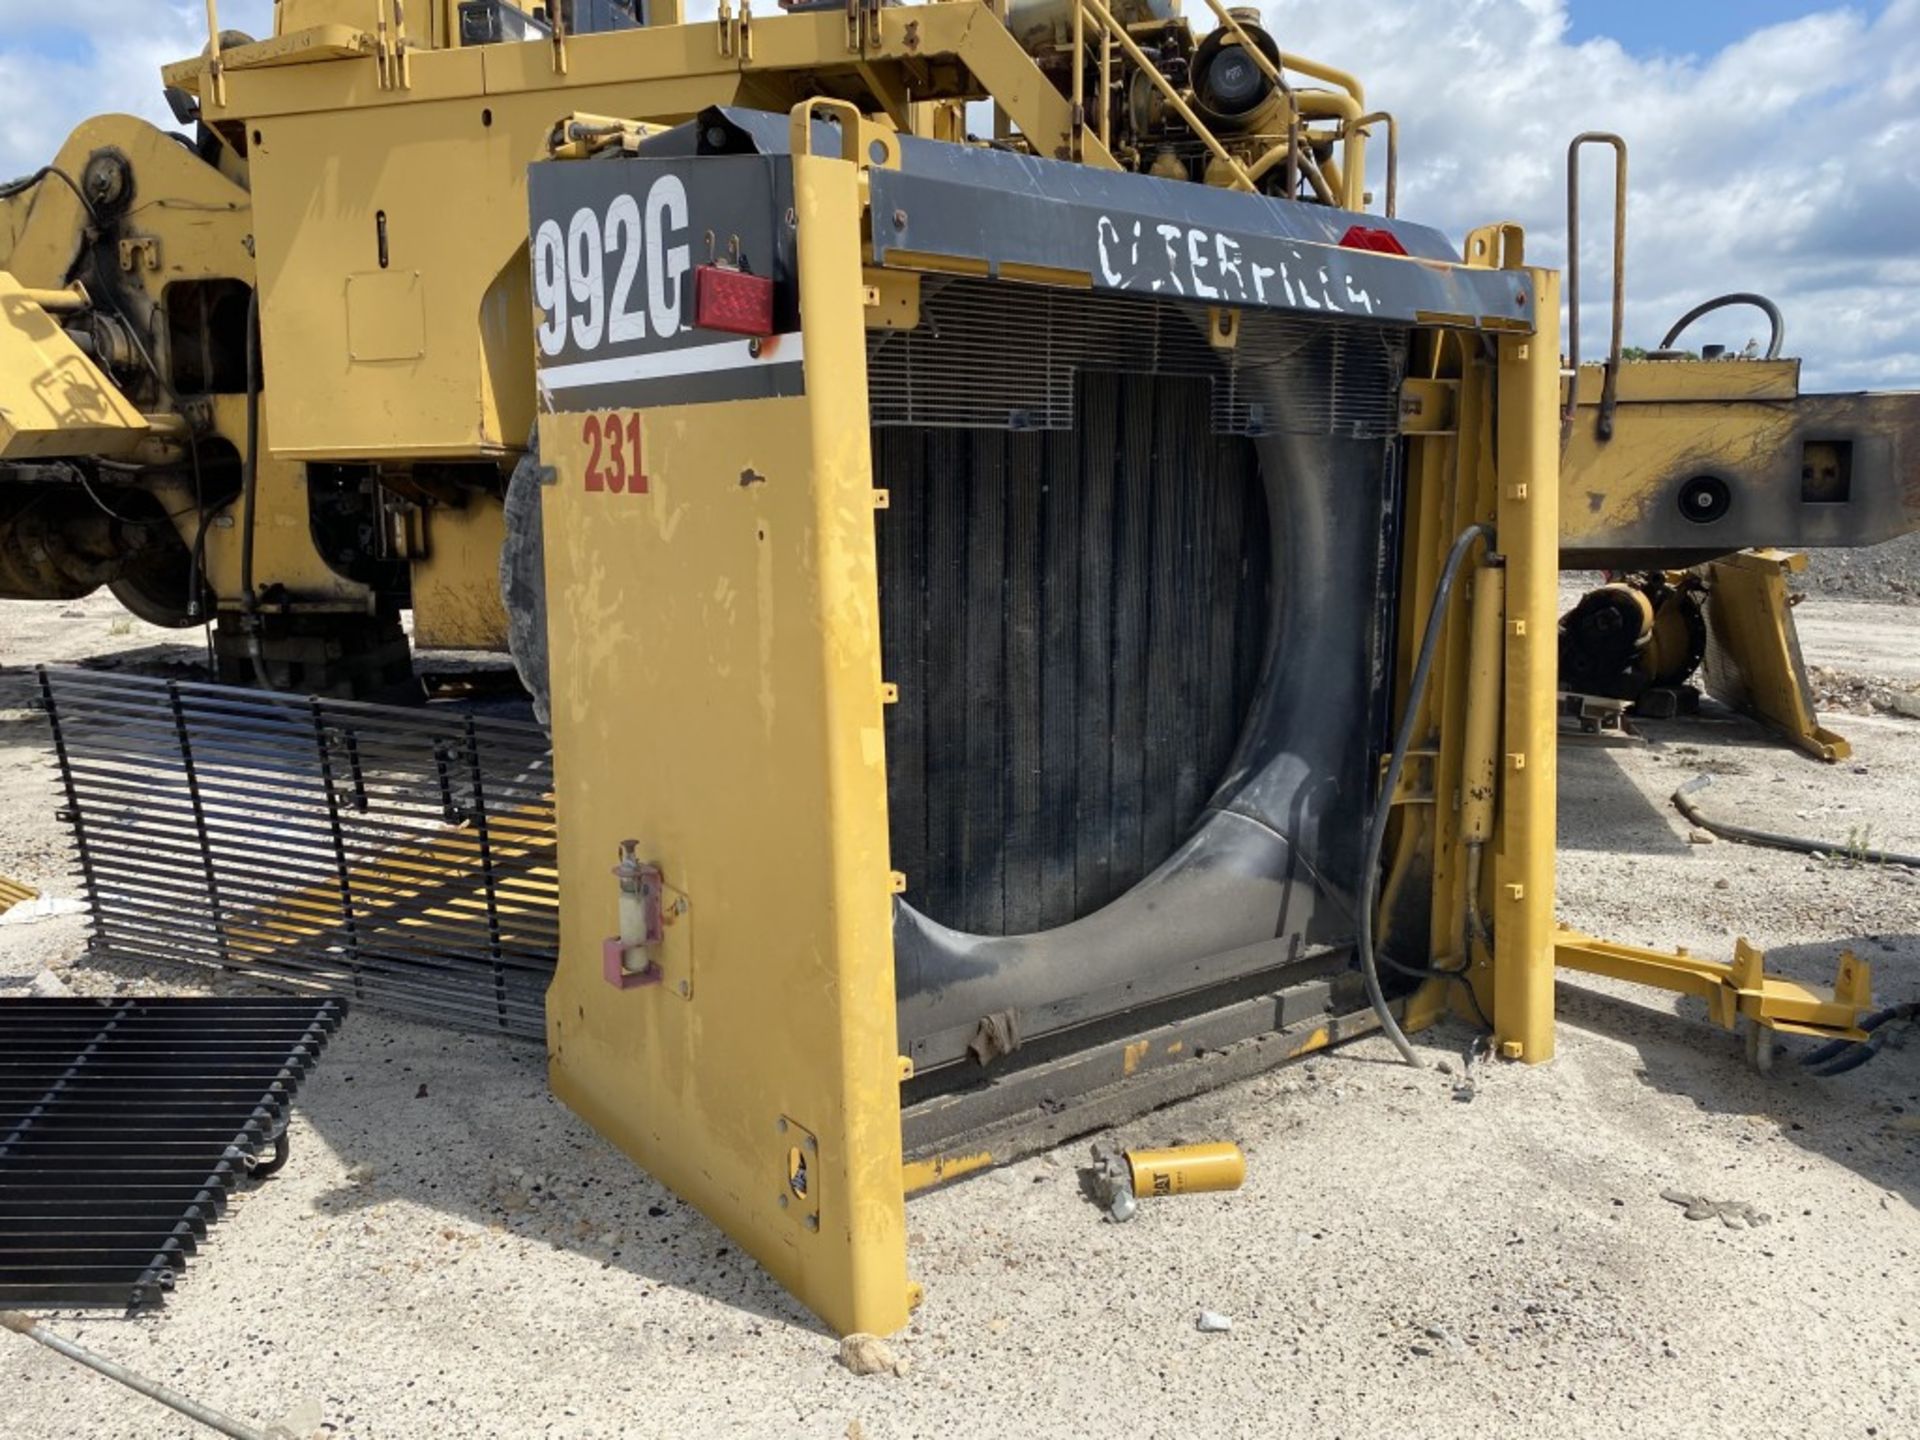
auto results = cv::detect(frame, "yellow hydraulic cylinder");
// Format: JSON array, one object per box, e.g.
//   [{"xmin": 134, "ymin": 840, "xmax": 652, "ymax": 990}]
[{"xmin": 1096, "ymin": 1141, "xmax": 1246, "ymax": 1220}]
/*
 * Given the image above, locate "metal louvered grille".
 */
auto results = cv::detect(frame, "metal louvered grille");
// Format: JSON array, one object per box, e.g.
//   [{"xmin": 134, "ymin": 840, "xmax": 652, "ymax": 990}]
[
  {"xmin": 866, "ymin": 277, "xmax": 1407, "ymax": 437},
  {"xmin": 36, "ymin": 669, "xmax": 557, "ymax": 1038},
  {"xmin": 875, "ymin": 371, "xmax": 1271, "ymax": 934},
  {"xmin": 0, "ymin": 996, "xmax": 343, "ymax": 1310}
]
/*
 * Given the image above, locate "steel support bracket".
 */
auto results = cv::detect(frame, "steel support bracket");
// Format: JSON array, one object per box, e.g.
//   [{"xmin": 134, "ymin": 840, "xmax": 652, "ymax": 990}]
[
  {"xmin": 1701, "ymin": 549, "xmax": 1850, "ymax": 763},
  {"xmin": 1554, "ymin": 928, "xmax": 1872, "ymax": 1042}
]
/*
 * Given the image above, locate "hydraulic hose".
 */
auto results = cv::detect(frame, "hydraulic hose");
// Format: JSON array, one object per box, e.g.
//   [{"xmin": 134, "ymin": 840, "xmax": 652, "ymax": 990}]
[
  {"xmin": 1659, "ymin": 292, "xmax": 1784, "ymax": 361},
  {"xmin": 1673, "ymin": 774, "xmax": 1920, "ymax": 868},
  {"xmin": 237, "ymin": 287, "xmax": 272, "ymax": 688},
  {"xmin": 1359, "ymin": 522, "xmax": 1497, "ymax": 1067}
]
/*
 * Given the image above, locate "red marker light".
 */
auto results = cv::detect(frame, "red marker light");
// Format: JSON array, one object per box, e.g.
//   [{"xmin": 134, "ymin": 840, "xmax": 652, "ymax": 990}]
[
  {"xmin": 1337, "ymin": 225, "xmax": 1409, "ymax": 257},
  {"xmin": 694, "ymin": 264, "xmax": 775, "ymax": 337}
]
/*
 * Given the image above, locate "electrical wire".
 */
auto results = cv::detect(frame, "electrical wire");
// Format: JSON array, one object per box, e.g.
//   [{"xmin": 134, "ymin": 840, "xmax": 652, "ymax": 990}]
[
  {"xmin": 64, "ymin": 466, "xmax": 199, "ymax": 527},
  {"xmin": 1358, "ymin": 522, "xmax": 1496, "ymax": 1067},
  {"xmin": 0, "ymin": 165, "xmax": 99, "ymax": 224}
]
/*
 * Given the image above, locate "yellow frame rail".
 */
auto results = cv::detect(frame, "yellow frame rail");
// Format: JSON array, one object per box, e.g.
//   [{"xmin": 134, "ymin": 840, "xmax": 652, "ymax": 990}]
[{"xmin": 1555, "ymin": 930, "xmax": 1871, "ymax": 1041}]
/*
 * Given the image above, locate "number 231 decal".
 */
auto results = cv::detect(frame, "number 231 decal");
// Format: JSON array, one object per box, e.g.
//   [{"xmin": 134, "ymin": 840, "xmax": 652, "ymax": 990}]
[{"xmin": 582, "ymin": 413, "xmax": 648, "ymax": 494}]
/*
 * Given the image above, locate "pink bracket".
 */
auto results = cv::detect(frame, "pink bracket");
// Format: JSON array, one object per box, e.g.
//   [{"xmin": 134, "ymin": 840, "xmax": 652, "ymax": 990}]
[{"xmin": 603, "ymin": 937, "xmax": 662, "ymax": 990}]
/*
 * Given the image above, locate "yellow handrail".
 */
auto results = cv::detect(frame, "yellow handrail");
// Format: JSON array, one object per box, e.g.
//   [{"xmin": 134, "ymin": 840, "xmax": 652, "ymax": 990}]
[{"xmin": 202, "ymin": 0, "xmax": 226, "ymax": 105}]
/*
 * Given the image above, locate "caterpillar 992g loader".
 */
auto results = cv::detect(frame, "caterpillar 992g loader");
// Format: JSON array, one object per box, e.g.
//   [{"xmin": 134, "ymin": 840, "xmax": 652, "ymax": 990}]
[{"xmin": 6, "ymin": 0, "xmax": 1915, "ymax": 1333}]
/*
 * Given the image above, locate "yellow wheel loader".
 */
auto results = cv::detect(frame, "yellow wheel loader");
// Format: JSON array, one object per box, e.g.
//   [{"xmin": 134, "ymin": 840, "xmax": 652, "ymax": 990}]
[{"xmin": 4, "ymin": 0, "xmax": 1914, "ymax": 1334}]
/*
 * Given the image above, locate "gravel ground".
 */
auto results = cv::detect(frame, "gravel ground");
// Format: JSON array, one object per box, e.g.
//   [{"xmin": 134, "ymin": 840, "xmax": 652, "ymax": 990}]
[
  {"xmin": 1, "ymin": 593, "xmax": 1916, "ymax": 1440},
  {"xmin": 1801, "ymin": 533, "xmax": 1920, "ymax": 605}
]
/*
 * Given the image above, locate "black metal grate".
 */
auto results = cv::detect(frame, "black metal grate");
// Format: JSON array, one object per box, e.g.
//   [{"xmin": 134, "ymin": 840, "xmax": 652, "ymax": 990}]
[
  {"xmin": 0, "ymin": 995, "xmax": 344, "ymax": 1310},
  {"xmin": 866, "ymin": 277, "xmax": 1407, "ymax": 437},
  {"xmin": 36, "ymin": 668, "xmax": 557, "ymax": 1038}
]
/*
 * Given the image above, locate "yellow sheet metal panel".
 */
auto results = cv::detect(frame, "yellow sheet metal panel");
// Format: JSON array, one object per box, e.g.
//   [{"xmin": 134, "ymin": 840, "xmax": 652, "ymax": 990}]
[
  {"xmin": 244, "ymin": 73, "xmax": 525, "ymax": 462},
  {"xmin": 1558, "ymin": 402, "xmax": 1798, "ymax": 550},
  {"xmin": 1492, "ymin": 268, "xmax": 1560, "ymax": 1064},
  {"xmin": 539, "ymin": 151, "xmax": 909, "ymax": 1336},
  {"xmin": 411, "ymin": 494, "xmax": 510, "ymax": 650},
  {"xmin": 1567, "ymin": 357, "xmax": 1801, "ymax": 406},
  {"xmin": 2, "ymin": 115, "xmax": 252, "ymax": 294},
  {"xmin": 1701, "ymin": 549, "xmax": 1850, "ymax": 762},
  {"xmin": 244, "ymin": 63, "xmax": 739, "ymax": 461},
  {"xmin": 0, "ymin": 272, "xmax": 150, "ymax": 460}
]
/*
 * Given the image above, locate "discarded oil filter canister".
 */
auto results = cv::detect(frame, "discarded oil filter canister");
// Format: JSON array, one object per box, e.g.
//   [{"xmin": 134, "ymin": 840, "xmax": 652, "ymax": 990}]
[{"xmin": 1095, "ymin": 1141, "xmax": 1246, "ymax": 1222}]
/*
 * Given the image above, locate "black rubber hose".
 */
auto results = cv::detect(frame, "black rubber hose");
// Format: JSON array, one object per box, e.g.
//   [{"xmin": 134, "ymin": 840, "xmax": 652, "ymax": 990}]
[
  {"xmin": 1800, "ymin": 1005, "xmax": 1914, "ymax": 1076},
  {"xmin": 0, "ymin": 165, "xmax": 99, "ymax": 224},
  {"xmin": 1659, "ymin": 292, "xmax": 1785, "ymax": 361},
  {"xmin": 237, "ymin": 287, "xmax": 271, "ymax": 689},
  {"xmin": 1359, "ymin": 522, "xmax": 1497, "ymax": 1067},
  {"xmin": 1673, "ymin": 774, "xmax": 1920, "ymax": 868}
]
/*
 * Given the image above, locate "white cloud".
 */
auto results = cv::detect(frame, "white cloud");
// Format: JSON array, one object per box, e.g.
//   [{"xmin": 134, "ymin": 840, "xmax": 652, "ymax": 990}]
[
  {"xmin": 0, "ymin": 2, "xmax": 274, "ymax": 177},
  {"xmin": 4, "ymin": 0, "xmax": 1914, "ymax": 389},
  {"xmin": 1264, "ymin": 0, "xmax": 1920, "ymax": 390}
]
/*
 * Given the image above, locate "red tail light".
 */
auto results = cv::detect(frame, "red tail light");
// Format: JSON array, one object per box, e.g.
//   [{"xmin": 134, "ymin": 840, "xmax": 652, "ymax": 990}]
[
  {"xmin": 1337, "ymin": 225, "xmax": 1409, "ymax": 257},
  {"xmin": 693, "ymin": 264, "xmax": 775, "ymax": 337}
]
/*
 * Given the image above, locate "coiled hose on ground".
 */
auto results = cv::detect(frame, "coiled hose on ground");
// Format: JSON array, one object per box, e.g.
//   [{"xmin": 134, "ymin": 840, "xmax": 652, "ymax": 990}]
[{"xmin": 1673, "ymin": 774, "xmax": 1920, "ymax": 868}]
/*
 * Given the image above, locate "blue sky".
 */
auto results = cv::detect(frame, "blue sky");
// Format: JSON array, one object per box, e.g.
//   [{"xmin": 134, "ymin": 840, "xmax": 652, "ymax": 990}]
[
  {"xmin": 3, "ymin": 0, "xmax": 1918, "ymax": 389},
  {"xmin": 1565, "ymin": 0, "xmax": 1885, "ymax": 54}
]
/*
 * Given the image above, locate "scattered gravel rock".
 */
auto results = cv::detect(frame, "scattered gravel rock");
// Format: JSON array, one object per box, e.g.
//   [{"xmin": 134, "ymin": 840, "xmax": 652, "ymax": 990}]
[
  {"xmin": 26, "ymin": 969, "xmax": 69, "ymax": 997},
  {"xmin": 838, "ymin": 1334, "xmax": 908, "ymax": 1378},
  {"xmin": 1660, "ymin": 1188, "xmax": 1771, "ymax": 1230},
  {"xmin": 1808, "ymin": 665, "xmax": 1920, "ymax": 717},
  {"xmin": 1799, "ymin": 534, "xmax": 1920, "ymax": 604}
]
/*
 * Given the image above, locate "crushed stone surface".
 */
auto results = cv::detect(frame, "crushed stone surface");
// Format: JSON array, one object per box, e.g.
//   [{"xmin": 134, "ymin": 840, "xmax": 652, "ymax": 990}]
[
  {"xmin": 1, "ymin": 591, "xmax": 1916, "ymax": 1439},
  {"xmin": 1800, "ymin": 532, "xmax": 1920, "ymax": 605}
]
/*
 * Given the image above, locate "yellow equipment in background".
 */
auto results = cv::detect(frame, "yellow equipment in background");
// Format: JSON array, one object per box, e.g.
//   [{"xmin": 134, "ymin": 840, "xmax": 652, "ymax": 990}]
[
  {"xmin": 1553, "ymin": 140, "xmax": 1920, "ymax": 754},
  {"xmin": 3, "ymin": 0, "xmax": 1909, "ymax": 1335}
]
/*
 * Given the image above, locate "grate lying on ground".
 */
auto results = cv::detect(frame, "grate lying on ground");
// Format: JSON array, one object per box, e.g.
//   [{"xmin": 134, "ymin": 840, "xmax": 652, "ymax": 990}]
[
  {"xmin": 0, "ymin": 996, "xmax": 344, "ymax": 1310},
  {"xmin": 36, "ymin": 667, "xmax": 556, "ymax": 1038}
]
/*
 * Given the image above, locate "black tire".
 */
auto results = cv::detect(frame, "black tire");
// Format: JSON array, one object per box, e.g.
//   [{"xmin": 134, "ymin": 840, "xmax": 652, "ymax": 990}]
[
  {"xmin": 108, "ymin": 540, "xmax": 210, "ymax": 629},
  {"xmin": 500, "ymin": 431, "xmax": 551, "ymax": 728}
]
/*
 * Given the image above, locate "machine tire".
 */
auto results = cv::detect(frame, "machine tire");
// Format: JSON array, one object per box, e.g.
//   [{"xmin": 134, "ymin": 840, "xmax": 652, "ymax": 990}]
[
  {"xmin": 500, "ymin": 430, "xmax": 551, "ymax": 728},
  {"xmin": 108, "ymin": 541, "xmax": 210, "ymax": 629}
]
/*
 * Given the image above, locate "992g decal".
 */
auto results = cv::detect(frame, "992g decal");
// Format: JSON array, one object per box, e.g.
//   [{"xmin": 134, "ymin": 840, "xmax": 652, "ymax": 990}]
[
  {"xmin": 528, "ymin": 154, "xmax": 804, "ymax": 414},
  {"xmin": 533, "ymin": 176, "xmax": 691, "ymax": 357}
]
